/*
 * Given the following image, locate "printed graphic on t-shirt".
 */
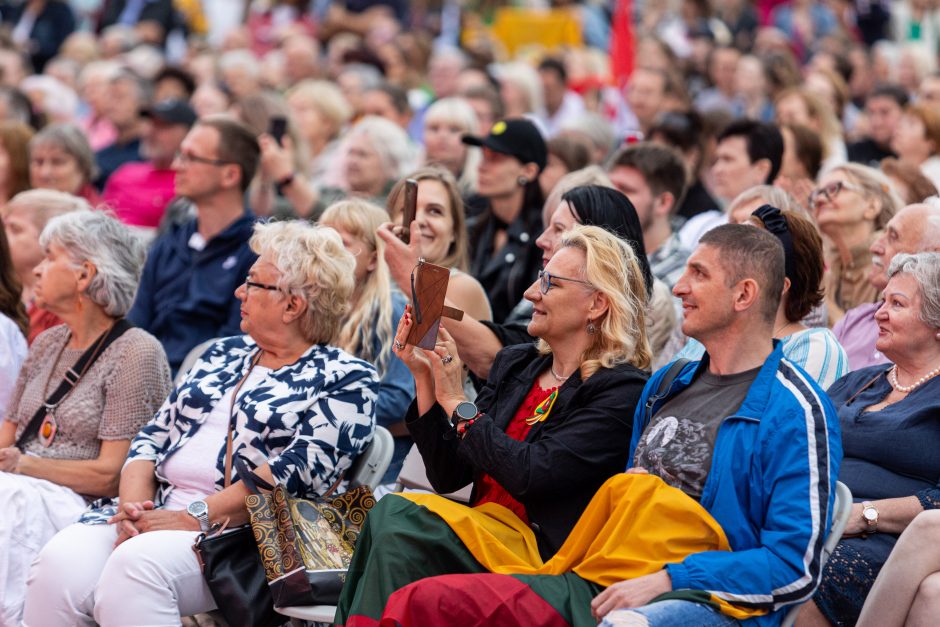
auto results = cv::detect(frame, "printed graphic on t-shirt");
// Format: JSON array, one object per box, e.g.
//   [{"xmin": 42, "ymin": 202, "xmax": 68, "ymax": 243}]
[{"xmin": 635, "ymin": 415, "xmax": 712, "ymax": 497}]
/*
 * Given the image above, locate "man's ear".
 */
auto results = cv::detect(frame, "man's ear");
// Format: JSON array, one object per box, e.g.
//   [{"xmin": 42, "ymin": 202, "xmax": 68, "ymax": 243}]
[
  {"xmin": 654, "ymin": 191, "xmax": 676, "ymax": 219},
  {"xmin": 753, "ymin": 158, "xmax": 772, "ymax": 183},
  {"xmin": 733, "ymin": 277, "xmax": 761, "ymax": 313},
  {"xmin": 220, "ymin": 163, "xmax": 242, "ymax": 191}
]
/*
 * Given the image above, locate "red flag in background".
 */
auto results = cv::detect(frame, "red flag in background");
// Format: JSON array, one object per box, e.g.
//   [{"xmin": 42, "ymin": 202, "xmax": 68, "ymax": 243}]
[{"xmin": 609, "ymin": 0, "xmax": 634, "ymax": 88}]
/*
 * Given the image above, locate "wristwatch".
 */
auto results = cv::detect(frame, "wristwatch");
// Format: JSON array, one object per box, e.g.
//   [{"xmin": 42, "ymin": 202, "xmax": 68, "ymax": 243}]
[
  {"xmin": 187, "ymin": 500, "xmax": 210, "ymax": 531},
  {"xmin": 861, "ymin": 501, "xmax": 879, "ymax": 533},
  {"xmin": 450, "ymin": 401, "xmax": 481, "ymax": 437}
]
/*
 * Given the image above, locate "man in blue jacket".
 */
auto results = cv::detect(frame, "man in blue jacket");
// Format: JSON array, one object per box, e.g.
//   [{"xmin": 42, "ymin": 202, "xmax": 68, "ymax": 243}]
[
  {"xmin": 128, "ymin": 116, "xmax": 259, "ymax": 374},
  {"xmin": 593, "ymin": 224, "xmax": 842, "ymax": 626}
]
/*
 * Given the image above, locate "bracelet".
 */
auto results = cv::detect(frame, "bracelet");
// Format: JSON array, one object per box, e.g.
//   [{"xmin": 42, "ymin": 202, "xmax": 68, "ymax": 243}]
[{"xmin": 456, "ymin": 417, "xmax": 478, "ymax": 439}]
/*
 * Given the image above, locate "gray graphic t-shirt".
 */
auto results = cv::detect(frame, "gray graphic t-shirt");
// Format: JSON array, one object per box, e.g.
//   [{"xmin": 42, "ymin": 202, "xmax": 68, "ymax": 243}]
[{"xmin": 634, "ymin": 366, "xmax": 760, "ymax": 500}]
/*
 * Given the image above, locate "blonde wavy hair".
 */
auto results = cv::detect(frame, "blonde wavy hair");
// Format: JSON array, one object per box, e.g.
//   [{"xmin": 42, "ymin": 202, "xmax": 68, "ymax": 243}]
[
  {"xmin": 536, "ymin": 224, "xmax": 651, "ymax": 377},
  {"xmin": 320, "ymin": 199, "xmax": 396, "ymax": 376},
  {"xmin": 249, "ymin": 220, "xmax": 355, "ymax": 345}
]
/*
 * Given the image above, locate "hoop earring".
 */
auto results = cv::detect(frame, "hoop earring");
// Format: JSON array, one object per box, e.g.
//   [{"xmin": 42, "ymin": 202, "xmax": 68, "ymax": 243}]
[
  {"xmin": 586, "ymin": 320, "xmax": 597, "ymax": 335},
  {"xmin": 517, "ymin": 176, "xmax": 528, "ymax": 187}
]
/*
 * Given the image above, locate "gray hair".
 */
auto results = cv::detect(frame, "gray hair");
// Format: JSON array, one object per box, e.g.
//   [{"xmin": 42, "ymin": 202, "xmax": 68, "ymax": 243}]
[
  {"xmin": 346, "ymin": 115, "xmax": 417, "ymax": 182},
  {"xmin": 727, "ymin": 185, "xmax": 804, "ymax": 217},
  {"xmin": 39, "ymin": 211, "xmax": 147, "ymax": 317},
  {"xmin": 249, "ymin": 221, "xmax": 356, "ymax": 344},
  {"xmin": 3, "ymin": 189, "xmax": 91, "ymax": 230},
  {"xmin": 30, "ymin": 123, "xmax": 97, "ymax": 184},
  {"xmin": 921, "ymin": 197, "xmax": 940, "ymax": 250},
  {"xmin": 888, "ymin": 252, "xmax": 940, "ymax": 328}
]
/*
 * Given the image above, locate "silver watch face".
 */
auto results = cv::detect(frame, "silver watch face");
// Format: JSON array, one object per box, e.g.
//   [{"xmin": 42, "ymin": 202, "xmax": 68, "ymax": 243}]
[
  {"xmin": 455, "ymin": 401, "xmax": 478, "ymax": 421},
  {"xmin": 863, "ymin": 508, "xmax": 877, "ymax": 522},
  {"xmin": 188, "ymin": 500, "xmax": 208, "ymax": 517}
]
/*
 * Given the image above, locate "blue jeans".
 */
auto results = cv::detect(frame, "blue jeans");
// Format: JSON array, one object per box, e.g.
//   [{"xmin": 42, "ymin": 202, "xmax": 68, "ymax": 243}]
[{"xmin": 599, "ymin": 600, "xmax": 741, "ymax": 627}]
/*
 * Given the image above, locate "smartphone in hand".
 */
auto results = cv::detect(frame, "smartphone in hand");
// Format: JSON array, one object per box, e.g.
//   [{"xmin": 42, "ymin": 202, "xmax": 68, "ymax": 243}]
[
  {"xmin": 400, "ymin": 178, "xmax": 418, "ymax": 244},
  {"xmin": 268, "ymin": 115, "xmax": 288, "ymax": 146}
]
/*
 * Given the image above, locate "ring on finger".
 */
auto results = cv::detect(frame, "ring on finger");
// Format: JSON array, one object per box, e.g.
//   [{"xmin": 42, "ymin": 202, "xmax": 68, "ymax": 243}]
[
  {"xmin": 394, "ymin": 340, "xmax": 405, "ymax": 350},
  {"xmin": 441, "ymin": 354, "xmax": 454, "ymax": 364}
]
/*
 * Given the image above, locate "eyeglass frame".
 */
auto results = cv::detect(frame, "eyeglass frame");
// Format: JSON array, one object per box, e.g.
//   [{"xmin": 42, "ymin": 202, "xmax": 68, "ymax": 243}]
[
  {"xmin": 174, "ymin": 150, "xmax": 236, "ymax": 167},
  {"xmin": 243, "ymin": 276, "xmax": 281, "ymax": 295},
  {"xmin": 538, "ymin": 270, "xmax": 595, "ymax": 294},
  {"xmin": 808, "ymin": 180, "xmax": 865, "ymax": 207}
]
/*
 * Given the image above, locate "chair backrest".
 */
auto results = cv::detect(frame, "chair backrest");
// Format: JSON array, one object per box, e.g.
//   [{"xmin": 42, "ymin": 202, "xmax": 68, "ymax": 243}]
[
  {"xmin": 348, "ymin": 426, "xmax": 394, "ymax": 490},
  {"xmin": 174, "ymin": 337, "xmax": 221, "ymax": 385},
  {"xmin": 395, "ymin": 443, "xmax": 473, "ymax": 503},
  {"xmin": 780, "ymin": 481, "xmax": 853, "ymax": 627}
]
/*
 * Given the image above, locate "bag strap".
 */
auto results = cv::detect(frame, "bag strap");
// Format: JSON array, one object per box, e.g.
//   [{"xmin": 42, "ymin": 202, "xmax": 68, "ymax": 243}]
[
  {"xmin": 234, "ymin": 456, "xmax": 274, "ymax": 494},
  {"xmin": 223, "ymin": 350, "xmax": 264, "ymax": 488},
  {"xmin": 644, "ymin": 358, "xmax": 690, "ymax": 423},
  {"xmin": 16, "ymin": 319, "xmax": 132, "ymax": 450}
]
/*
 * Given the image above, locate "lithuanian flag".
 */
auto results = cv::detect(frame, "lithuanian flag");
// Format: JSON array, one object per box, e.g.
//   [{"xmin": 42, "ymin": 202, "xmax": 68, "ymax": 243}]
[{"xmin": 336, "ymin": 474, "xmax": 767, "ymax": 626}]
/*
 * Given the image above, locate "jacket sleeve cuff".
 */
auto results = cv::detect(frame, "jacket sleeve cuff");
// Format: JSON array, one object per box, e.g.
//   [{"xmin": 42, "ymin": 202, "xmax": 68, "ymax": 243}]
[{"xmin": 665, "ymin": 562, "xmax": 690, "ymax": 590}]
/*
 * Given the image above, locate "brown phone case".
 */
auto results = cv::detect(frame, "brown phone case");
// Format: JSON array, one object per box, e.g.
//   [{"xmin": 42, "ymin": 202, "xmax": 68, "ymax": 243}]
[
  {"xmin": 407, "ymin": 261, "xmax": 464, "ymax": 350},
  {"xmin": 400, "ymin": 179, "xmax": 418, "ymax": 245}
]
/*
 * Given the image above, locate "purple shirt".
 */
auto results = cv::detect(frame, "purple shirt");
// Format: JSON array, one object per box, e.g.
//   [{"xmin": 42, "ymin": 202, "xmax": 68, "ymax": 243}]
[{"xmin": 832, "ymin": 301, "xmax": 888, "ymax": 371}]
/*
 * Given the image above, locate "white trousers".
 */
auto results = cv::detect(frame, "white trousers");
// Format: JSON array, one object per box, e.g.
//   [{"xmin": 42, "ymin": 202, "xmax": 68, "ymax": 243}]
[
  {"xmin": 22, "ymin": 522, "xmax": 217, "ymax": 627},
  {"xmin": 0, "ymin": 472, "xmax": 86, "ymax": 627}
]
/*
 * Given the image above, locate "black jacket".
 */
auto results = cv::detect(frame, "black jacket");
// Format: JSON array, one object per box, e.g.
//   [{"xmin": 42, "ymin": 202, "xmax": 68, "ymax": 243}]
[
  {"xmin": 0, "ymin": 1, "xmax": 75, "ymax": 71},
  {"xmin": 406, "ymin": 343, "xmax": 649, "ymax": 559}
]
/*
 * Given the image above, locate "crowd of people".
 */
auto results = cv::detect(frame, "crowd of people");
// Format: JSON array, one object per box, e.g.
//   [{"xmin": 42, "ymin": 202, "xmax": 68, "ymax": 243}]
[{"xmin": 0, "ymin": 0, "xmax": 939, "ymax": 626}]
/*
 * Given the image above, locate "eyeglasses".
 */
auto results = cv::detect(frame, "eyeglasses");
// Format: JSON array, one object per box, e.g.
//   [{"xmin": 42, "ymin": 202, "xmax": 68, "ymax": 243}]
[
  {"xmin": 808, "ymin": 181, "xmax": 865, "ymax": 207},
  {"xmin": 174, "ymin": 151, "xmax": 234, "ymax": 167},
  {"xmin": 244, "ymin": 276, "xmax": 280, "ymax": 294},
  {"xmin": 538, "ymin": 270, "xmax": 595, "ymax": 295}
]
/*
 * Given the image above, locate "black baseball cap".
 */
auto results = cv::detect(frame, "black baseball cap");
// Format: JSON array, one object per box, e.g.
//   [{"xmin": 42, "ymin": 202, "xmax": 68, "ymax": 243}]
[
  {"xmin": 462, "ymin": 118, "xmax": 547, "ymax": 172},
  {"xmin": 142, "ymin": 99, "xmax": 197, "ymax": 127}
]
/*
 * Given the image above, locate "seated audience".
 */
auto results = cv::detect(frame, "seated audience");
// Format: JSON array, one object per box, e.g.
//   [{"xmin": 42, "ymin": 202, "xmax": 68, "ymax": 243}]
[
  {"xmin": 0, "ymin": 210, "xmax": 171, "ymax": 626},
  {"xmin": 382, "ymin": 166, "xmax": 492, "ymax": 322},
  {"xmin": 0, "ymin": 121, "xmax": 33, "ymax": 205},
  {"xmin": 678, "ymin": 206, "xmax": 848, "ymax": 389},
  {"xmin": 606, "ymin": 142, "xmax": 690, "ymax": 290},
  {"xmin": 336, "ymin": 224, "xmax": 651, "ymax": 624},
  {"xmin": 775, "ymin": 87, "xmax": 846, "ymax": 172},
  {"xmin": 891, "ymin": 102, "xmax": 940, "ymax": 191},
  {"xmin": 540, "ymin": 135, "xmax": 592, "ymax": 199},
  {"xmin": 462, "ymin": 118, "xmax": 547, "ymax": 324},
  {"xmin": 320, "ymin": 199, "xmax": 414, "ymax": 484},
  {"xmin": 775, "ymin": 122, "xmax": 823, "ymax": 205},
  {"xmin": 880, "ymin": 157, "xmax": 938, "ymax": 206},
  {"xmin": 22, "ymin": 220, "xmax": 380, "ymax": 626},
  {"xmin": 856, "ymin": 510, "xmax": 940, "ymax": 627},
  {"xmin": 93, "ymin": 69, "xmax": 149, "ymax": 189},
  {"xmin": 811, "ymin": 163, "xmax": 902, "ymax": 324},
  {"xmin": 29, "ymin": 123, "xmax": 101, "ymax": 206},
  {"xmin": 847, "ymin": 85, "xmax": 907, "ymax": 168},
  {"xmin": 0, "ymin": 225, "xmax": 27, "ymax": 420},
  {"xmin": 799, "ymin": 253, "xmax": 940, "ymax": 627},
  {"xmin": 339, "ymin": 224, "xmax": 840, "ymax": 626},
  {"xmin": 834, "ymin": 201, "xmax": 940, "ymax": 370},
  {"xmin": 421, "ymin": 97, "xmax": 481, "ymax": 199},
  {"xmin": 128, "ymin": 117, "xmax": 260, "ymax": 375},
  {"xmin": 285, "ymin": 79, "xmax": 353, "ymax": 184},
  {"xmin": 1, "ymin": 189, "xmax": 89, "ymax": 343},
  {"xmin": 102, "ymin": 99, "xmax": 196, "ymax": 230}
]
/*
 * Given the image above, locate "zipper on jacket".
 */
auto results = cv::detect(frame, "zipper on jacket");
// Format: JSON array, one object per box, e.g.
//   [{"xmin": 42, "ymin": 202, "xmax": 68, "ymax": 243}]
[{"xmin": 699, "ymin": 413, "xmax": 760, "ymax": 508}]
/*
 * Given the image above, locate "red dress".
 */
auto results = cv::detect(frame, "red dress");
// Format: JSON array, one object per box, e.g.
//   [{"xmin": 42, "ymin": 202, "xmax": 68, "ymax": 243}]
[{"xmin": 472, "ymin": 381, "xmax": 557, "ymax": 524}]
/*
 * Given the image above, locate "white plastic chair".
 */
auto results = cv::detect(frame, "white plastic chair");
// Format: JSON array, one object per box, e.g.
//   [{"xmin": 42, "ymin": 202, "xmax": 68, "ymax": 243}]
[
  {"xmin": 780, "ymin": 481, "xmax": 854, "ymax": 627},
  {"xmin": 394, "ymin": 443, "xmax": 473, "ymax": 503}
]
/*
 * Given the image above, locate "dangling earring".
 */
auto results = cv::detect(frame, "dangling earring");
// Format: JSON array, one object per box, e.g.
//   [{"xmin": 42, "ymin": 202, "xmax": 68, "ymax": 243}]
[
  {"xmin": 76, "ymin": 294, "xmax": 84, "ymax": 313},
  {"xmin": 586, "ymin": 319, "xmax": 597, "ymax": 335},
  {"xmin": 517, "ymin": 176, "xmax": 528, "ymax": 187}
]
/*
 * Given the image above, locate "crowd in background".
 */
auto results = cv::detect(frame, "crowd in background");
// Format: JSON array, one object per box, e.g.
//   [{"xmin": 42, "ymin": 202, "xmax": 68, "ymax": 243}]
[{"xmin": 0, "ymin": 0, "xmax": 939, "ymax": 626}]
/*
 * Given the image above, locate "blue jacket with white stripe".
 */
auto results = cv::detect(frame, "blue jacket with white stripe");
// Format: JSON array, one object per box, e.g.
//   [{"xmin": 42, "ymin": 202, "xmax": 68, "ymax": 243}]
[{"xmin": 627, "ymin": 342, "xmax": 843, "ymax": 626}]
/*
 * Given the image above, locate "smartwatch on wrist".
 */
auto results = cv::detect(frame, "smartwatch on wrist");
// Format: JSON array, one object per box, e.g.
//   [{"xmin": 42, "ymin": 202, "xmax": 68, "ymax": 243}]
[
  {"xmin": 861, "ymin": 501, "xmax": 879, "ymax": 533},
  {"xmin": 187, "ymin": 500, "xmax": 210, "ymax": 531},
  {"xmin": 450, "ymin": 401, "xmax": 481, "ymax": 437}
]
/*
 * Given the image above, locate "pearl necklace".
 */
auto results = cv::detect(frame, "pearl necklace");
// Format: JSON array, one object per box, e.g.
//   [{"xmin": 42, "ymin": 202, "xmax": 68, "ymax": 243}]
[
  {"xmin": 550, "ymin": 363, "xmax": 570, "ymax": 382},
  {"xmin": 888, "ymin": 364, "xmax": 940, "ymax": 394}
]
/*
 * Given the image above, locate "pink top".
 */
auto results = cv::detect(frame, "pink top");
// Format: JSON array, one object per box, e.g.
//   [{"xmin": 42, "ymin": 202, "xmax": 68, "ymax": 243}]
[{"xmin": 102, "ymin": 162, "xmax": 177, "ymax": 228}]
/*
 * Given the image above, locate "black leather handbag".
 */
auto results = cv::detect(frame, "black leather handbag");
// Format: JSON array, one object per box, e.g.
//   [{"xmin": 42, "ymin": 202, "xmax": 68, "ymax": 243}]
[{"xmin": 192, "ymin": 526, "xmax": 282, "ymax": 627}]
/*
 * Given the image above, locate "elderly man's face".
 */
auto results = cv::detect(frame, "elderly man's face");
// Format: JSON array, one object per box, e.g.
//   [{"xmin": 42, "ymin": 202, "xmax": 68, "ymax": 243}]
[{"xmin": 869, "ymin": 205, "xmax": 936, "ymax": 291}]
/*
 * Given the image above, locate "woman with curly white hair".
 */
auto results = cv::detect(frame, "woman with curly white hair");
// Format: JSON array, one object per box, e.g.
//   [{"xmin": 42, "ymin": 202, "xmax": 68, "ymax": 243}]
[
  {"xmin": 22, "ymin": 220, "xmax": 380, "ymax": 626},
  {"xmin": 0, "ymin": 210, "xmax": 171, "ymax": 626}
]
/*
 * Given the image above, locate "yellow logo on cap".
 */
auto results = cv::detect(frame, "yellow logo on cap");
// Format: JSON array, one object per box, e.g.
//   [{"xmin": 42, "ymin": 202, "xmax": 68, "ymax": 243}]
[{"xmin": 491, "ymin": 121, "xmax": 507, "ymax": 135}]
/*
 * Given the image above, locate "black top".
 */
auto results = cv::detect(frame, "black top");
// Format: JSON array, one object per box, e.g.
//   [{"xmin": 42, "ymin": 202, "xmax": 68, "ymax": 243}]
[
  {"xmin": 405, "ymin": 343, "xmax": 649, "ymax": 559},
  {"xmin": 675, "ymin": 179, "xmax": 721, "ymax": 222},
  {"xmin": 468, "ymin": 204, "xmax": 543, "ymax": 324},
  {"xmin": 0, "ymin": 0, "xmax": 75, "ymax": 72},
  {"xmin": 847, "ymin": 138, "xmax": 895, "ymax": 169}
]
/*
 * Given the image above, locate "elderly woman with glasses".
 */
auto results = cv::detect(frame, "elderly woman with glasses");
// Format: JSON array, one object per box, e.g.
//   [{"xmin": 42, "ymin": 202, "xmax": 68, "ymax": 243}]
[
  {"xmin": 22, "ymin": 221, "xmax": 379, "ymax": 626},
  {"xmin": 810, "ymin": 163, "xmax": 903, "ymax": 325},
  {"xmin": 336, "ymin": 224, "xmax": 651, "ymax": 625}
]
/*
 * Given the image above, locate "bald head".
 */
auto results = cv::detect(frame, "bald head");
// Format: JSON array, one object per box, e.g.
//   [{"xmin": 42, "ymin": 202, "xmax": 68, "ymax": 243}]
[{"xmin": 869, "ymin": 202, "xmax": 940, "ymax": 290}]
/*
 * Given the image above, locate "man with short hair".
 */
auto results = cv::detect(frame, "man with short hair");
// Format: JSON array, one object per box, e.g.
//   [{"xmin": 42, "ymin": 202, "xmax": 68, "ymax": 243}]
[
  {"xmin": 607, "ymin": 143, "xmax": 690, "ymax": 289},
  {"xmin": 102, "ymin": 99, "xmax": 196, "ymax": 229},
  {"xmin": 362, "ymin": 83, "xmax": 412, "ymax": 130},
  {"xmin": 593, "ymin": 224, "xmax": 841, "ymax": 625},
  {"xmin": 848, "ymin": 85, "xmax": 907, "ymax": 167},
  {"xmin": 834, "ymin": 201, "xmax": 940, "ymax": 370},
  {"xmin": 536, "ymin": 57, "xmax": 585, "ymax": 137},
  {"xmin": 128, "ymin": 116, "xmax": 260, "ymax": 374},
  {"xmin": 625, "ymin": 67, "xmax": 668, "ymax": 134},
  {"xmin": 710, "ymin": 119, "xmax": 784, "ymax": 203},
  {"xmin": 94, "ymin": 70, "xmax": 149, "ymax": 188}
]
